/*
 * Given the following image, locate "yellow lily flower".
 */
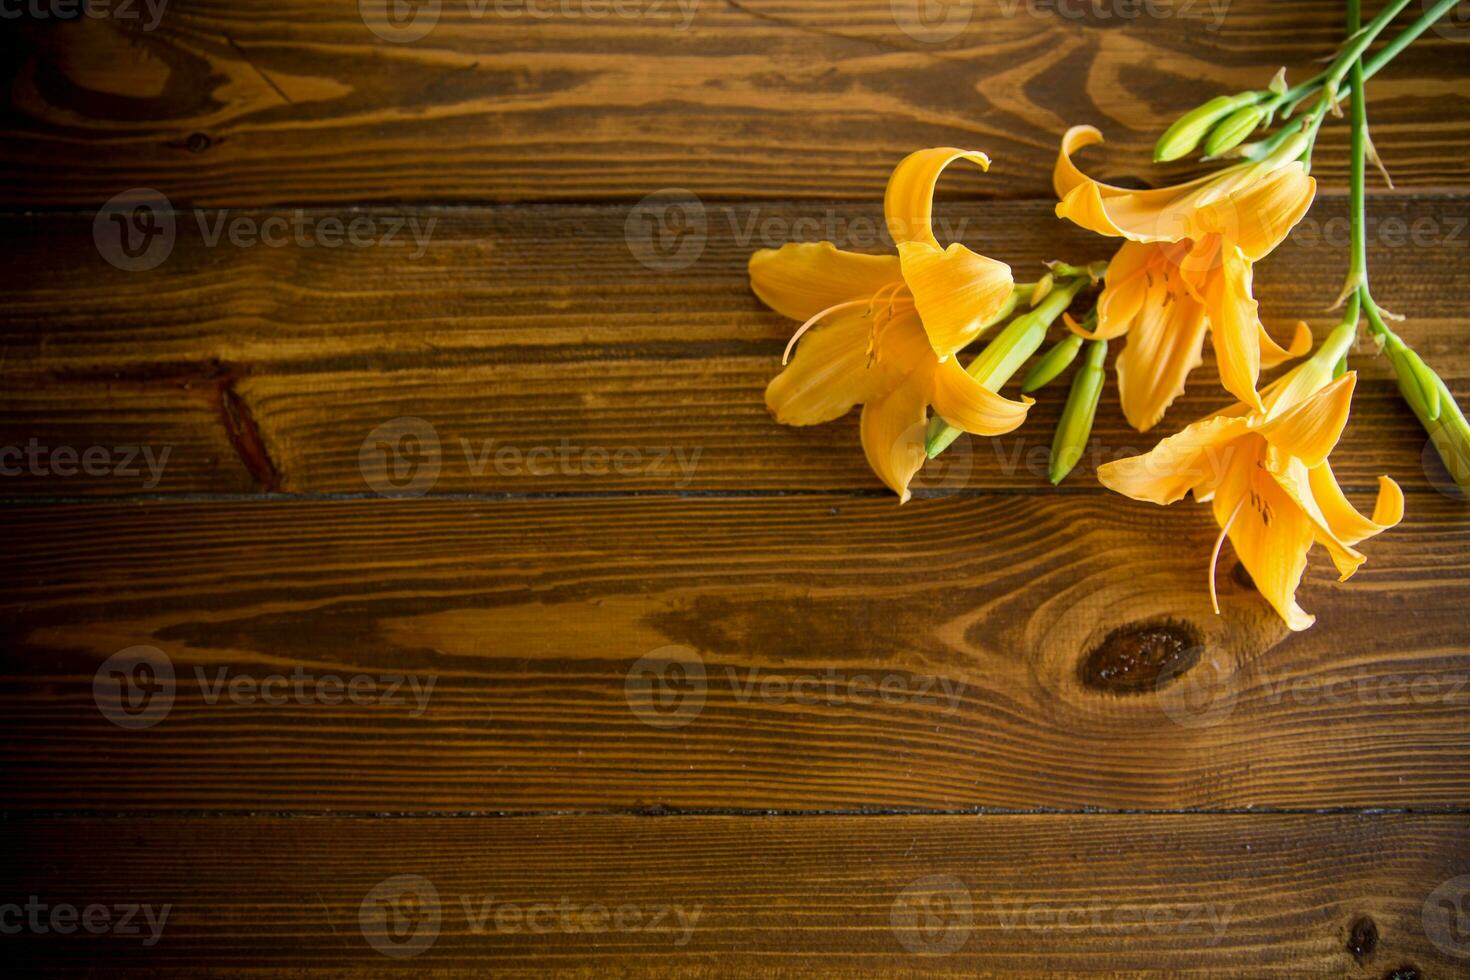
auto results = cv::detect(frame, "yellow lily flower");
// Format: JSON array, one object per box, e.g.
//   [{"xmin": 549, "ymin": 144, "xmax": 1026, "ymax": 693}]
[
  {"xmin": 1097, "ymin": 343, "xmax": 1403, "ymax": 631},
  {"xmin": 1054, "ymin": 125, "xmax": 1317, "ymax": 431},
  {"xmin": 753, "ymin": 148, "xmax": 1029, "ymax": 502}
]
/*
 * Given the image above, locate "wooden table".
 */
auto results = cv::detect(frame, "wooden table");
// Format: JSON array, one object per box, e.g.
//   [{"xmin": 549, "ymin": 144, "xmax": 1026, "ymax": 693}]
[{"xmin": 4, "ymin": 1, "xmax": 1469, "ymax": 975}]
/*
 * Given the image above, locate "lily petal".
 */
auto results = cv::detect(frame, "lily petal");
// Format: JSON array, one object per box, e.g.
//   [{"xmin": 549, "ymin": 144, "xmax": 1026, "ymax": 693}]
[
  {"xmin": 1116, "ymin": 277, "xmax": 1210, "ymax": 432},
  {"xmin": 1257, "ymin": 371, "xmax": 1356, "ymax": 468},
  {"xmin": 1260, "ymin": 320, "xmax": 1313, "ymax": 369},
  {"xmin": 897, "ymin": 240, "xmax": 1014, "ymax": 359},
  {"xmin": 764, "ymin": 310, "xmax": 880, "ymax": 426},
  {"xmin": 749, "ymin": 242, "xmax": 900, "ymax": 322},
  {"xmin": 931, "ymin": 354, "xmax": 1033, "ymax": 436},
  {"xmin": 1214, "ymin": 444, "xmax": 1317, "ymax": 631},
  {"xmin": 1221, "ymin": 164, "xmax": 1317, "ymax": 261},
  {"xmin": 1054, "ymin": 126, "xmax": 1219, "ymax": 244},
  {"xmin": 1091, "ymin": 242, "xmax": 1153, "ymax": 340},
  {"xmin": 1265, "ymin": 450, "xmax": 1368, "ymax": 580},
  {"xmin": 885, "ymin": 147, "xmax": 991, "ymax": 246},
  {"xmin": 1307, "ymin": 461, "xmax": 1404, "ymax": 547},
  {"xmin": 1096, "ymin": 414, "xmax": 1251, "ymax": 505},
  {"xmin": 1206, "ymin": 246, "xmax": 1266, "ymax": 412},
  {"xmin": 860, "ymin": 380, "xmax": 930, "ymax": 503}
]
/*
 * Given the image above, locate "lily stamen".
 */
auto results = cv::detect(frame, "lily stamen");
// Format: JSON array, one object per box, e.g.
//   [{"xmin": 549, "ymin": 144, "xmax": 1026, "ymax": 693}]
[
  {"xmin": 781, "ymin": 299, "xmax": 868, "ymax": 365},
  {"xmin": 1209, "ymin": 496, "xmax": 1245, "ymax": 615}
]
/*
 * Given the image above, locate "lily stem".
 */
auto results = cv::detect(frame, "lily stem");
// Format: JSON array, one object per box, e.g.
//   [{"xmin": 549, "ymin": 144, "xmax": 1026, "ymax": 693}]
[{"xmin": 925, "ymin": 274, "xmax": 1091, "ymax": 458}]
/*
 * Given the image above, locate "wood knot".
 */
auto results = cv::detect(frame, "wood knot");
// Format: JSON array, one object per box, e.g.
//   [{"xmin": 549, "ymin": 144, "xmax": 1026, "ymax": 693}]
[
  {"xmin": 186, "ymin": 132, "xmax": 213, "ymax": 153},
  {"xmin": 1348, "ymin": 915, "xmax": 1378, "ymax": 965},
  {"xmin": 1079, "ymin": 620, "xmax": 1203, "ymax": 694},
  {"xmin": 1382, "ymin": 967, "xmax": 1420, "ymax": 980}
]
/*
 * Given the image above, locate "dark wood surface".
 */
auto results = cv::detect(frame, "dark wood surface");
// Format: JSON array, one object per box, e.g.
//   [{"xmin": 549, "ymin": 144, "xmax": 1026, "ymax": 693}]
[
  {"xmin": 6, "ymin": 814, "xmax": 1468, "ymax": 975},
  {"xmin": 3, "ymin": 0, "xmax": 1469, "ymax": 975}
]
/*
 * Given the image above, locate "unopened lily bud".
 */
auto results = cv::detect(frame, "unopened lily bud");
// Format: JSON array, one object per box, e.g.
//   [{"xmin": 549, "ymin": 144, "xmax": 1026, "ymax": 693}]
[
  {"xmin": 1424, "ymin": 376, "xmax": 1470, "ymax": 494},
  {"xmin": 1022, "ymin": 334, "xmax": 1083, "ymax": 393},
  {"xmin": 1154, "ymin": 93, "xmax": 1260, "ymax": 163},
  {"xmin": 1204, "ymin": 105, "xmax": 1267, "ymax": 158},
  {"xmin": 1049, "ymin": 339, "xmax": 1107, "ymax": 485},
  {"xmin": 1384, "ymin": 336, "xmax": 1441, "ymax": 422},
  {"xmin": 927, "ymin": 277, "xmax": 1090, "ymax": 458}
]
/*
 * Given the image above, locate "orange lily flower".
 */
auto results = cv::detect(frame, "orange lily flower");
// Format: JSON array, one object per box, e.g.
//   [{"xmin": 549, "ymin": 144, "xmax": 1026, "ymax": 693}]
[
  {"xmin": 1097, "ymin": 338, "xmax": 1403, "ymax": 630},
  {"xmin": 1054, "ymin": 125, "xmax": 1317, "ymax": 431},
  {"xmin": 753, "ymin": 148, "xmax": 1029, "ymax": 501}
]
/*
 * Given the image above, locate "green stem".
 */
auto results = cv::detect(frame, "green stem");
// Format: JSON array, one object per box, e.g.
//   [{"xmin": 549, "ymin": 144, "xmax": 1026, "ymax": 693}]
[
  {"xmin": 925, "ymin": 276, "xmax": 1090, "ymax": 458},
  {"xmin": 1344, "ymin": 0, "xmax": 1368, "ymax": 298}
]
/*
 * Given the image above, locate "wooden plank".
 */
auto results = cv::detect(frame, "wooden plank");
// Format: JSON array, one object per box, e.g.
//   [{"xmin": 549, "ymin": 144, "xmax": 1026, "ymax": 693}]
[
  {"xmin": 3, "ymin": 196, "xmax": 1467, "ymax": 495},
  {"xmin": 4, "ymin": 493, "xmax": 1469, "ymax": 812},
  {"xmin": 1, "ymin": 1, "xmax": 1465, "ymax": 206},
  {"xmin": 4, "ymin": 813, "xmax": 1467, "ymax": 975}
]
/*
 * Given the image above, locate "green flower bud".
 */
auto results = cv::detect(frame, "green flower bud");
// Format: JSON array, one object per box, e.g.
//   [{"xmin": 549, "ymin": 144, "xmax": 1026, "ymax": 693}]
[
  {"xmin": 926, "ymin": 277, "xmax": 1090, "ymax": 458},
  {"xmin": 1022, "ymin": 334, "xmax": 1083, "ymax": 393},
  {"xmin": 1154, "ymin": 93, "xmax": 1260, "ymax": 163},
  {"xmin": 1385, "ymin": 336, "xmax": 1441, "ymax": 422},
  {"xmin": 1049, "ymin": 339, "xmax": 1108, "ymax": 485},
  {"xmin": 1203, "ymin": 105, "xmax": 1267, "ymax": 158},
  {"xmin": 1424, "ymin": 376, "xmax": 1470, "ymax": 495}
]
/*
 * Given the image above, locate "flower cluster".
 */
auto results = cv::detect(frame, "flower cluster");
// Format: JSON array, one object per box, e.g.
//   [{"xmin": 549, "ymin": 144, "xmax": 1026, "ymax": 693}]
[{"xmin": 749, "ymin": 1, "xmax": 1465, "ymax": 631}]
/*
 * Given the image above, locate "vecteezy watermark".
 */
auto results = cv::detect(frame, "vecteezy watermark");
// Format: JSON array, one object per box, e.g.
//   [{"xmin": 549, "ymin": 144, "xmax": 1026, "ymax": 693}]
[
  {"xmin": 624, "ymin": 646, "xmax": 709, "ymax": 729},
  {"xmin": 0, "ymin": 439, "xmax": 171, "ymax": 489},
  {"xmin": 358, "ymin": 873, "xmax": 702, "ymax": 958},
  {"xmin": 1424, "ymin": 435, "xmax": 1470, "ymax": 500},
  {"xmin": 360, "ymin": 875, "xmax": 442, "ymax": 959},
  {"xmin": 1157, "ymin": 656, "xmax": 1470, "ymax": 730},
  {"xmin": 891, "ymin": 0, "xmax": 973, "ymax": 43},
  {"xmin": 93, "ymin": 646, "xmax": 438, "ymax": 728},
  {"xmin": 996, "ymin": 0, "xmax": 1232, "ymax": 31},
  {"xmin": 989, "ymin": 896, "xmax": 1233, "ymax": 942},
  {"xmin": 889, "ymin": 874, "xmax": 1233, "ymax": 957},
  {"xmin": 93, "ymin": 189, "xmax": 438, "ymax": 271},
  {"xmin": 624, "ymin": 645, "xmax": 967, "ymax": 729},
  {"xmin": 904, "ymin": 424, "xmax": 973, "ymax": 497},
  {"xmin": 0, "ymin": 0, "xmax": 167, "ymax": 30},
  {"xmin": 358, "ymin": 418, "xmax": 704, "ymax": 496},
  {"xmin": 890, "ymin": 875, "xmax": 973, "ymax": 956},
  {"xmin": 1423, "ymin": 874, "xmax": 1470, "ymax": 959},
  {"xmin": 360, "ymin": 418, "xmax": 442, "ymax": 497},
  {"xmin": 624, "ymin": 193, "xmax": 982, "ymax": 272},
  {"xmin": 0, "ymin": 898, "xmax": 170, "ymax": 946},
  {"xmin": 358, "ymin": 0, "xmax": 700, "ymax": 43},
  {"xmin": 94, "ymin": 190, "xmax": 175, "ymax": 273},
  {"xmin": 625, "ymin": 190, "xmax": 708, "ymax": 272},
  {"xmin": 1291, "ymin": 212, "xmax": 1469, "ymax": 251},
  {"xmin": 1427, "ymin": 0, "xmax": 1470, "ymax": 42}
]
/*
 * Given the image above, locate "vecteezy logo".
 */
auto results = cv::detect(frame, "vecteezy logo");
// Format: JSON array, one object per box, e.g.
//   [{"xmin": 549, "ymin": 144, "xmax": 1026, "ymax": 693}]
[
  {"xmin": 890, "ymin": 874, "xmax": 973, "ymax": 956},
  {"xmin": 360, "ymin": 874, "xmax": 442, "ymax": 959},
  {"xmin": 625, "ymin": 190, "xmax": 707, "ymax": 272},
  {"xmin": 1155, "ymin": 647, "xmax": 1237, "ymax": 729},
  {"xmin": 359, "ymin": 417, "xmax": 442, "ymax": 496},
  {"xmin": 359, "ymin": 0, "xmax": 441, "ymax": 42},
  {"xmin": 1427, "ymin": 0, "xmax": 1470, "ymax": 42},
  {"xmin": 93, "ymin": 189, "xmax": 175, "ymax": 272},
  {"xmin": 93, "ymin": 646, "xmax": 176, "ymax": 729},
  {"xmin": 903, "ymin": 423, "xmax": 972, "ymax": 497},
  {"xmin": 1424, "ymin": 874, "xmax": 1470, "ymax": 958},
  {"xmin": 1423, "ymin": 436, "xmax": 1470, "ymax": 500},
  {"xmin": 625, "ymin": 645, "xmax": 707, "ymax": 729},
  {"xmin": 891, "ymin": 0, "xmax": 973, "ymax": 43}
]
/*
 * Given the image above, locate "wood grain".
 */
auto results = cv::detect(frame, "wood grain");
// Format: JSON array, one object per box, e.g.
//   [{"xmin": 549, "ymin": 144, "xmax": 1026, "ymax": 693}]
[
  {"xmin": 5, "ymin": 813, "xmax": 1468, "ymax": 975},
  {"xmin": 1, "ymin": 0, "xmax": 1465, "ymax": 206},
  {"xmin": 3, "ymin": 196, "xmax": 1467, "ymax": 495},
  {"xmin": 4, "ymin": 492, "xmax": 1469, "ymax": 812}
]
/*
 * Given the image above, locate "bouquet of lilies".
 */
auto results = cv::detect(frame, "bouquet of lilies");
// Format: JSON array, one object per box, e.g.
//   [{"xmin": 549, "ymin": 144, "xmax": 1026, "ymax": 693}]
[{"xmin": 751, "ymin": 0, "xmax": 1467, "ymax": 631}]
